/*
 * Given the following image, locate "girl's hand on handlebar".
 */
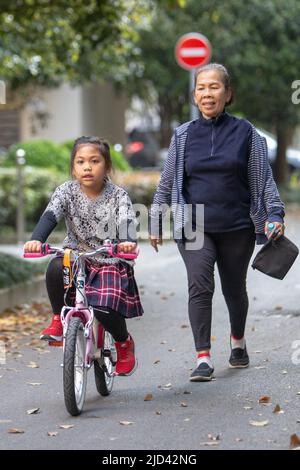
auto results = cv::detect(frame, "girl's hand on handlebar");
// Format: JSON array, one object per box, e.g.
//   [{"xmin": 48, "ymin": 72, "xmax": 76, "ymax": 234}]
[
  {"xmin": 150, "ymin": 235, "xmax": 162, "ymax": 252},
  {"xmin": 118, "ymin": 241, "xmax": 137, "ymax": 253},
  {"xmin": 23, "ymin": 240, "xmax": 42, "ymax": 253}
]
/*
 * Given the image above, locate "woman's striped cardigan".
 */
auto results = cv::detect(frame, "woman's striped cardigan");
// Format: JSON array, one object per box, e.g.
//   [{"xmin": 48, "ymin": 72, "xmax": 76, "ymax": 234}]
[{"xmin": 150, "ymin": 120, "xmax": 285, "ymax": 243}]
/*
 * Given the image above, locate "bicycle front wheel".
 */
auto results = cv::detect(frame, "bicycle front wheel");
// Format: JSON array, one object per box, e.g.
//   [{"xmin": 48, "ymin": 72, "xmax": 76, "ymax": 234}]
[
  {"xmin": 94, "ymin": 331, "xmax": 116, "ymax": 396},
  {"xmin": 63, "ymin": 317, "xmax": 88, "ymax": 416}
]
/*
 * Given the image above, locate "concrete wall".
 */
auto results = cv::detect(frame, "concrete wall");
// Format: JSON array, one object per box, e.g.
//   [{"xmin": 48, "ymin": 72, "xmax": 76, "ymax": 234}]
[{"xmin": 19, "ymin": 82, "xmax": 127, "ymax": 147}]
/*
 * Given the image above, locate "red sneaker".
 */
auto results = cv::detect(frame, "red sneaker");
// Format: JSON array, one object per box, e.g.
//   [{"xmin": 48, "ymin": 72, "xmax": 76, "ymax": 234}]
[
  {"xmin": 40, "ymin": 315, "xmax": 63, "ymax": 342},
  {"xmin": 114, "ymin": 334, "xmax": 137, "ymax": 376}
]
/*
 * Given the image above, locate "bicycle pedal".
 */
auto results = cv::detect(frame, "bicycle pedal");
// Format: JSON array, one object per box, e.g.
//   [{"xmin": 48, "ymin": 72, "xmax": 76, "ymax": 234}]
[{"xmin": 48, "ymin": 340, "xmax": 63, "ymax": 347}]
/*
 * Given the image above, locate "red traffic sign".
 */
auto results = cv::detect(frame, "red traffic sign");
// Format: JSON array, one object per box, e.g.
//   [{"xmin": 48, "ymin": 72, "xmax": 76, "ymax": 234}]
[{"xmin": 175, "ymin": 33, "xmax": 211, "ymax": 71}]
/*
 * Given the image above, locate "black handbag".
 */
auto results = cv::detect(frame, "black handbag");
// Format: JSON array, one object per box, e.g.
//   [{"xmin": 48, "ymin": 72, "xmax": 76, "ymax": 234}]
[{"xmin": 251, "ymin": 235, "xmax": 299, "ymax": 280}]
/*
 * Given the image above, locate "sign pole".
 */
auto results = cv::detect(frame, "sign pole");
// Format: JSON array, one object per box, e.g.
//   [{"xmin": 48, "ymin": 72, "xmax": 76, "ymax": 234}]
[
  {"xmin": 175, "ymin": 32, "xmax": 212, "ymax": 121},
  {"xmin": 190, "ymin": 69, "xmax": 199, "ymax": 121}
]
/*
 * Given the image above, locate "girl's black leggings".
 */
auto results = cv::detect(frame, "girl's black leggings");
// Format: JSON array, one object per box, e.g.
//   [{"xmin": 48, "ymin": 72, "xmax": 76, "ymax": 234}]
[
  {"xmin": 45, "ymin": 257, "xmax": 128, "ymax": 342},
  {"xmin": 178, "ymin": 228, "xmax": 256, "ymax": 351}
]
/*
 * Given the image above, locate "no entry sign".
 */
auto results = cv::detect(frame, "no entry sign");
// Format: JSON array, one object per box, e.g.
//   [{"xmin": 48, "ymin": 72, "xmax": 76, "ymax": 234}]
[{"xmin": 175, "ymin": 32, "xmax": 211, "ymax": 71}]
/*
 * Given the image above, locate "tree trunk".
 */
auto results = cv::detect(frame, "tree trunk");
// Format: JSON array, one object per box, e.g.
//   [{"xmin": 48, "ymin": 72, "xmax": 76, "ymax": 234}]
[
  {"xmin": 274, "ymin": 124, "xmax": 290, "ymax": 185},
  {"xmin": 158, "ymin": 97, "xmax": 173, "ymax": 148}
]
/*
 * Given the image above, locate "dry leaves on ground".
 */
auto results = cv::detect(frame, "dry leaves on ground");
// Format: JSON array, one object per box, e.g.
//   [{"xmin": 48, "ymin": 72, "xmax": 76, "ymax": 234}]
[
  {"xmin": 26, "ymin": 408, "xmax": 40, "ymax": 415},
  {"xmin": 8, "ymin": 428, "xmax": 25, "ymax": 434},
  {"xmin": 249, "ymin": 420, "xmax": 269, "ymax": 427},
  {"xmin": 144, "ymin": 394, "xmax": 153, "ymax": 402},
  {"xmin": 290, "ymin": 434, "xmax": 300, "ymax": 450},
  {"xmin": 119, "ymin": 421, "xmax": 134, "ymax": 426},
  {"xmin": 59, "ymin": 424, "xmax": 74, "ymax": 429},
  {"xmin": 0, "ymin": 302, "xmax": 50, "ymax": 352},
  {"xmin": 259, "ymin": 396, "xmax": 272, "ymax": 405}
]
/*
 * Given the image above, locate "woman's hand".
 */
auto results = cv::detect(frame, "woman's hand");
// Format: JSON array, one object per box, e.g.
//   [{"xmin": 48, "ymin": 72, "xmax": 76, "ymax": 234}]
[
  {"xmin": 149, "ymin": 235, "xmax": 162, "ymax": 252},
  {"xmin": 118, "ymin": 241, "xmax": 137, "ymax": 253},
  {"xmin": 264, "ymin": 221, "xmax": 285, "ymax": 240},
  {"xmin": 23, "ymin": 240, "xmax": 42, "ymax": 253}
]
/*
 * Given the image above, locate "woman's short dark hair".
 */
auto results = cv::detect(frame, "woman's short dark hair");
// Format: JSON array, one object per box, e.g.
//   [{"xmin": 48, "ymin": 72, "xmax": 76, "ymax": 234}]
[
  {"xmin": 194, "ymin": 63, "xmax": 234, "ymax": 106},
  {"xmin": 70, "ymin": 136, "xmax": 112, "ymax": 175}
]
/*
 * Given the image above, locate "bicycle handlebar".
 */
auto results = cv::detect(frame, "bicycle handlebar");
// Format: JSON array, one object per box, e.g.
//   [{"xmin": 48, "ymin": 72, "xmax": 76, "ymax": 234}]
[{"xmin": 23, "ymin": 241, "xmax": 139, "ymax": 260}]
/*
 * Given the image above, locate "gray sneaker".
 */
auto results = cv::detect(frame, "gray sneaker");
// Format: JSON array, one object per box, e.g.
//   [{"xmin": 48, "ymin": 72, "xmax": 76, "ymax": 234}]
[
  {"xmin": 229, "ymin": 345, "xmax": 249, "ymax": 368},
  {"xmin": 190, "ymin": 362, "xmax": 214, "ymax": 382}
]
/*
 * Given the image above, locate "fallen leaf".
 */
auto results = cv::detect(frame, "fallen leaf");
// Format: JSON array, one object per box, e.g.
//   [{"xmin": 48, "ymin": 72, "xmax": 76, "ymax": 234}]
[
  {"xmin": 211, "ymin": 336, "xmax": 216, "ymax": 342},
  {"xmin": 8, "ymin": 428, "xmax": 25, "ymax": 434},
  {"xmin": 27, "ymin": 382, "xmax": 42, "ymax": 386},
  {"xmin": 273, "ymin": 404, "xmax": 284, "ymax": 414},
  {"xmin": 160, "ymin": 295, "xmax": 168, "ymax": 300},
  {"xmin": 27, "ymin": 408, "xmax": 40, "ymax": 415},
  {"xmin": 290, "ymin": 434, "xmax": 300, "ymax": 449},
  {"xmin": 297, "ymin": 392, "xmax": 300, "ymax": 395},
  {"xmin": 164, "ymin": 383, "xmax": 172, "ymax": 388},
  {"xmin": 184, "ymin": 418, "xmax": 190, "ymax": 422},
  {"xmin": 249, "ymin": 420, "xmax": 269, "ymax": 427},
  {"xmin": 254, "ymin": 366, "xmax": 266, "ymax": 370},
  {"xmin": 160, "ymin": 341, "xmax": 167, "ymax": 344},
  {"xmin": 156, "ymin": 411, "xmax": 161, "ymax": 415},
  {"xmin": 59, "ymin": 424, "xmax": 74, "ymax": 429},
  {"xmin": 208, "ymin": 433, "xmax": 221, "ymax": 441},
  {"xmin": 243, "ymin": 406, "xmax": 253, "ymax": 410},
  {"xmin": 253, "ymin": 350, "xmax": 262, "ymax": 354},
  {"xmin": 275, "ymin": 305, "xmax": 283, "ymax": 310},
  {"xmin": 153, "ymin": 360, "xmax": 160, "ymax": 365},
  {"xmin": 200, "ymin": 441, "xmax": 219, "ymax": 447},
  {"xmin": 180, "ymin": 402, "xmax": 188, "ymax": 408},
  {"xmin": 235, "ymin": 438, "xmax": 243, "ymax": 442},
  {"xmin": 181, "ymin": 324, "xmax": 189, "ymax": 329},
  {"xmin": 47, "ymin": 431, "xmax": 58, "ymax": 437},
  {"xmin": 27, "ymin": 362, "xmax": 39, "ymax": 369},
  {"xmin": 259, "ymin": 396, "xmax": 272, "ymax": 404},
  {"xmin": 144, "ymin": 394, "xmax": 153, "ymax": 402},
  {"xmin": 119, "ymin": 421, "xmax": 133, "ymax": 426},
  {"xmin": 168, "ymin": 349, "xmax": 176, "ymax": 352},
  {"xmin": 282, "ymin": 370, "xmax": 288, "ymax": 375},
  {"xmin": 183, "ymin": 390, "xmax": 191, "ymax": 395}
]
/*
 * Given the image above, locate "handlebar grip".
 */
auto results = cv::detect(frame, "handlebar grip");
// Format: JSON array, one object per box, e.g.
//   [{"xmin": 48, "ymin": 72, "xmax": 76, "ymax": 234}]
[{"xmin": 23, "ymin": 243, "xmax": 50, "ymax": 258}]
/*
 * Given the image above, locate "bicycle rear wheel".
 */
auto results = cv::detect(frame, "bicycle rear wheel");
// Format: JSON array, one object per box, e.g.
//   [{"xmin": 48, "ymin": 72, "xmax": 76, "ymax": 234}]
[
  {"xmin": 63, "ymin": 317, "xmax": 87, "ymax": 416},
  {"xmin": 94, "ymin": 331, "xmax": 116, "ymax": 396}
]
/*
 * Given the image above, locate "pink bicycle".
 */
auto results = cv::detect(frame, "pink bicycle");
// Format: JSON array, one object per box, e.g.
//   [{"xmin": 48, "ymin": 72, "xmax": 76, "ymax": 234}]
[{"xmin": 24, "ymin": 240, "xmax": 138, "ymax": 416}]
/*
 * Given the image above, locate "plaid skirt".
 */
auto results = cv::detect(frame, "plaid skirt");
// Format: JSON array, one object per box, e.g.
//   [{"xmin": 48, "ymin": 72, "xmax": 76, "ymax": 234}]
[{"xmin": 84, "ymin": 262, "xmax": 144, "ymax": 318}]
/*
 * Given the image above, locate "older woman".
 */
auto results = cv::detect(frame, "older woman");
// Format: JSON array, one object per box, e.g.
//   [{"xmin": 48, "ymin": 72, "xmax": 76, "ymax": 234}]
[{"xmin": 150, "ymin": 63, "xmax": 284, "ymax": 382}]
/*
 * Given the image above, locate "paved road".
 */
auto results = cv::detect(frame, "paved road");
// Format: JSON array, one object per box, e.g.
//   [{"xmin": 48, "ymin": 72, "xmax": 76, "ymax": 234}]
[{"xmin": 1, "ymin": 214, "xmax": 300, "ymax": 450}]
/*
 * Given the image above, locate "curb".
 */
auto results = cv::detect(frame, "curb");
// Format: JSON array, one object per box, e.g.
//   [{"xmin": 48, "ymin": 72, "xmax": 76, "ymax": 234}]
[{"xmin": 0, "ymin": 275, "xmax": 47, "ymax": 314}]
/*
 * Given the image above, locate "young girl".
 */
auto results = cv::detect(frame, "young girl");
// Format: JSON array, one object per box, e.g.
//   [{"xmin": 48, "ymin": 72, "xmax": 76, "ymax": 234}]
[{"xmin": 23, "ymin": 136, "xmax": 143, "ymax": 376}]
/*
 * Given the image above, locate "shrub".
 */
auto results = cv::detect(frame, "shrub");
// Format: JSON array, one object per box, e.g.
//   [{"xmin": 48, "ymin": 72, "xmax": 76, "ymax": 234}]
[
  {"xmin": 0, "ymin": 168, "xmax": 65, "ymax": 231},
  {"xmin": 4, "ymin": 140, "xmax": 70, "ymax": 174},
  {"xmin": 0, "ymin": 253, "xmax": 47, "ymax": 289}
]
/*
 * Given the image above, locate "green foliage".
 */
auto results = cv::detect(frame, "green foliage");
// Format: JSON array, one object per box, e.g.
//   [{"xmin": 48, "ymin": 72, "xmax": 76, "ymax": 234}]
[
  {"xmin": 5, "ymin": 140, "xmax": 70, "ymax": 173},
  {"xmin": 125, "ymin": 0, "xmax": 300, "ymax": 148},
  {"xmin": 0, "ymin": 0, "xmax": 152, "ymax": 90},
  {"xmin": 110, "ymin": 148, "xmax": 131, "ymax": 172},
  {"xmin": 0, "ymin": 252, "xmax": 46, "ymax": 289},
  {"xmin": 0, "ymin": 168, "xmax": 65, "ymax": 231}
]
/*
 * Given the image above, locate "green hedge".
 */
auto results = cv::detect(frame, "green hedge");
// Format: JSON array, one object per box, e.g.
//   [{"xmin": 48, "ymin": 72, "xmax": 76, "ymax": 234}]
[
  {"xmin": 4, "ymin": 140, "xmax": 70, "ymax": 173},
  {"xmin": 0, "ymin": 168, "xmax": 65, "ymax": 231},
  {"xmin": 3, "ymin": 139, "xmax": 131, "ymax": 175},
  {"xmin": 0, "ymin": 252, "xmax": 47, "ymax": 289}
]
